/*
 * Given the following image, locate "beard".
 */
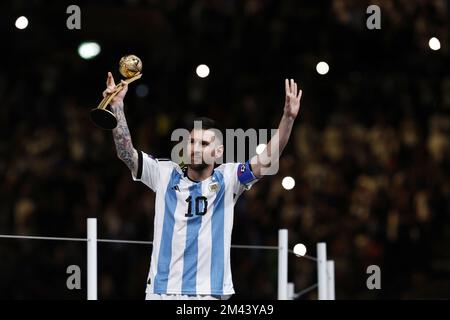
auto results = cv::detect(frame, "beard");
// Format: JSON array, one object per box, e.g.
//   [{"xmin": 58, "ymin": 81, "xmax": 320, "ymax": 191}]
[{"xmin": 187, "ymin": 162, "xmax": 209, "ymax": 171}]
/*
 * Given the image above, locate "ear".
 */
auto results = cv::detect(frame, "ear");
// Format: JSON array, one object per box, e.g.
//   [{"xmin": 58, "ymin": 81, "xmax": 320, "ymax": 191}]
[{"xmin": 215, "ymin": 144, "xmax": 224, "ymax": 160}]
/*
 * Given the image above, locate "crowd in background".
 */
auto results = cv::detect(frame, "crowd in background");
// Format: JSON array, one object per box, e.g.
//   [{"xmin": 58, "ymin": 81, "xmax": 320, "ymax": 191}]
[{"xmin": 0, "ymin": 0, "xmax": 448, "ymax": 299}]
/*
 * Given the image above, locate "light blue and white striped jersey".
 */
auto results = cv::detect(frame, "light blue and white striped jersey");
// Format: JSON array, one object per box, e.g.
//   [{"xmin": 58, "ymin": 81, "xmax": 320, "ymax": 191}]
[{"xmin": 132, "ymin": 151, "xmax": 259, "ymax": 296}]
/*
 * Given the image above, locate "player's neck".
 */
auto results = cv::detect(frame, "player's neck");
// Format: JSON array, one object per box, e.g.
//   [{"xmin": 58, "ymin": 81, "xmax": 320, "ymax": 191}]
[{"xmin": 186, "ymin": 165, "xmax": 214, "ymax": 182}]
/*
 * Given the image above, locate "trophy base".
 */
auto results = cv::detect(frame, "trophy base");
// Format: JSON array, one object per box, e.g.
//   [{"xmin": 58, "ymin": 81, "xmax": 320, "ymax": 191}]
[{"xmin": 90, "ymin": 108, "xmax": 117, "ymax": 130}]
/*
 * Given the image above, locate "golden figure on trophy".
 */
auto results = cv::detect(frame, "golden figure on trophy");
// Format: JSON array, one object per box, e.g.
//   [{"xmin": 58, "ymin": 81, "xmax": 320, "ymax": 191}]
[{"xmin": 90, "ymin": 55, "xmax": 143, "ymax": 130}]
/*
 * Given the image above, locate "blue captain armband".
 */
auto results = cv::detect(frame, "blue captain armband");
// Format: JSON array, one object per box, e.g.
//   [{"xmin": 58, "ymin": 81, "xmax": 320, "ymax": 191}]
[{"xmin": 237, "ymin": 160, "xmax": 258, "ymax": 187}]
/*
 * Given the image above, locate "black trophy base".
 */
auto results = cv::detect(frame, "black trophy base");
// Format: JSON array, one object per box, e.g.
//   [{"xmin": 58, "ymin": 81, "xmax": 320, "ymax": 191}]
[{"xmin": 90, "ymin": 108, "xmax": 117, "ymax": 130}]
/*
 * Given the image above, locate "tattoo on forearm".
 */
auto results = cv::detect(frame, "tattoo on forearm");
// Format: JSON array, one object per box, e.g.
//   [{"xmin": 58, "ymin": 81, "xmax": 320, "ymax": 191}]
[{"xmin": 112, "ymin": 104, "xmax": 136, "ymax": 171}]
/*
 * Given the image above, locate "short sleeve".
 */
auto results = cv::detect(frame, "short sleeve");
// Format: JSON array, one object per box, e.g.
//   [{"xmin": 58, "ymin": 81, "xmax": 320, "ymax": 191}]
[{"xmin": 131, "ymin": 151, "xmax": 160, "ymax": 192}]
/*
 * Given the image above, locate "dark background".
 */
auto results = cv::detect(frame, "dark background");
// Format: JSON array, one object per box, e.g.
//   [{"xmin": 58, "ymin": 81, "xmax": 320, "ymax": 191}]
[{"xmin": 0, "ymin": 0, "xmax": 449, "ymax": 299}]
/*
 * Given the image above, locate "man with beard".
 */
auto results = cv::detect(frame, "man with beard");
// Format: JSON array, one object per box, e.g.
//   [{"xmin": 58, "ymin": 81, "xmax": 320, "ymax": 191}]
[{"xmin": 104, "ymin": 72, "xmax": 302, "ymax": 300}]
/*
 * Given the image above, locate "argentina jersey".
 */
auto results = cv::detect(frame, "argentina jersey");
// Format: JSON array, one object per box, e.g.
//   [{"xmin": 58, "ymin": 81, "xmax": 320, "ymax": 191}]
[{"xmin": 131, "ymin": 150, "xmax": 259, "ymax": 297}]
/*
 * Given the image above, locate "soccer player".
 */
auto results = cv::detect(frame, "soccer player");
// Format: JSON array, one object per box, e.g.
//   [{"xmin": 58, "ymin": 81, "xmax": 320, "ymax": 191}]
[{"xmin": 103, "ymin": 73, "xmax": 302, "ymax": 300}]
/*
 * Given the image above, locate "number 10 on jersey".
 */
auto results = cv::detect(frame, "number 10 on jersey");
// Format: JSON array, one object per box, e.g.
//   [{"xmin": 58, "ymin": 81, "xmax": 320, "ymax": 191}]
[{"xmin": 185, "ymin": 196, "xmax": 208, "ymax": 217}]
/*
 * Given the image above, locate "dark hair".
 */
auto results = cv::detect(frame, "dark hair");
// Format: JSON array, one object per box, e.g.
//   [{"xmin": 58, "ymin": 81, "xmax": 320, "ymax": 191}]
[{"xmin": 187, "ymin": 117, "xmax": 224, "ymax": 144}]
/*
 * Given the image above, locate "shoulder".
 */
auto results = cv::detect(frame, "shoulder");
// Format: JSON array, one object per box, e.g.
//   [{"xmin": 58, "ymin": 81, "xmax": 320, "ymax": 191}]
[
  {"xmin": 215, "ymin": 162, "xmax": 241, "ymax": 180},
  {"xmin": 141, "ymin": 152, "xmax": 181, "ymax": 171}
]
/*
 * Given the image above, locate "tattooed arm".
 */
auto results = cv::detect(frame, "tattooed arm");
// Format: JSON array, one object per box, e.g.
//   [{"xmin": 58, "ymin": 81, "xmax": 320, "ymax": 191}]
[
  {"xmin": 103, "ymin": 72, "xmax": 138, "ymax": 176},
  {"xmin": 111, "ymin": 102, "xmax": 138, "ymax": 176}
]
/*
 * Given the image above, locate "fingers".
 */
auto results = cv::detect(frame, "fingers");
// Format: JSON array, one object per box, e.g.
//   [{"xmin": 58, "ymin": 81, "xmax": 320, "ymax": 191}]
[
  {"xmin": 120, "ymin": 80, "xmax": 128, "ymax": 91},
  {"xmin": 103, "ymin": 85, "xmax": 115, "ymax": 96},
  {"xmin": 286, "ymin": 78, "xmax": 301, "ymax": 97},
  {"xmin": 103, "ymin": 79, "xmax": 128, "ymax": 98},
  {"xmin": 298, "ymin": 89, "xmax": 303, "ymax": 100},
  {"xmin": 106, "ymin": 72, "xmax": 115, "ymax": 88},
  {"xmin": 103, "ymin": 88, "xmax": 113, "ymax": 98}
]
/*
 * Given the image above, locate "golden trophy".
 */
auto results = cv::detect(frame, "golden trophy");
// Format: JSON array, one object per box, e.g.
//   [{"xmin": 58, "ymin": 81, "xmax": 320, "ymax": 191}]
[{"xmin": 90, "ymin": 55, "xmax": 143, "ymax": 130}]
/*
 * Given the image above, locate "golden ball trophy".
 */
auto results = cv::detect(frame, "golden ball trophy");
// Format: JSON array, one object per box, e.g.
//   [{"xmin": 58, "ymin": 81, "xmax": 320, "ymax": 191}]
[{"xmin": 90, "ymin": 55, "xmax": 143, "ymax": 130}]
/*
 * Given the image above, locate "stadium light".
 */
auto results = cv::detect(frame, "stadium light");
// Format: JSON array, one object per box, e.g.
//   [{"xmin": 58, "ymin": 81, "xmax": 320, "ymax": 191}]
[
  {"xmin": 429, "ymin": 37, "xmax": 441, "ymax": 51},
  {"xmin": 316, "ymin": 61, "xmax": 329, "ymax": 75},
  {"xmin": 78, "ymin": 42, "xmax": 101, "ymax": 60},
  {"xmin": 136, "ymin": 84, "xmax": 149, "ymax": 98},
  {"xmin": 196, "ymin": 64, "xmax": 210, "ymax": 78},
  {"xmin": 282, "ymin": 176, "xmax": 295, "ymax": 190},
  {"xmin": 256, "ymin": 144, "xmax": 266, "ymax": 155},
  {"xmin": 293, "ymin": 243, "xmax": 307, "ymax": 257},
  {"xmin": 15, "ymin": 16, "xmax": 28, "ymax": 29}
]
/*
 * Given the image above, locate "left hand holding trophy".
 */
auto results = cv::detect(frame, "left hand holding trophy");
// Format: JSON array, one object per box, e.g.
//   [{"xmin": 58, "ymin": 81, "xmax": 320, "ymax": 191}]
[{"xmin": 90, "ymin": 55, "xmax": 143, "ymax": 130}]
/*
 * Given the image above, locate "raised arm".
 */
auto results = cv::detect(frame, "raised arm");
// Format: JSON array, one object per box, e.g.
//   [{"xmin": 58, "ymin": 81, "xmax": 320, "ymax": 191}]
[
  {"xmin": 103, "ymin": 72, "xmax": 139, "ymax": 177},
  {"xmin": 250, "ymin": 79, "xmax": 302, "ymax": 178}
]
